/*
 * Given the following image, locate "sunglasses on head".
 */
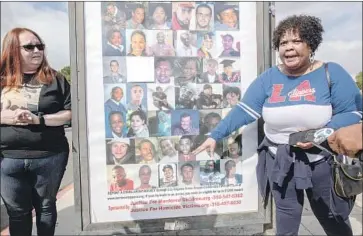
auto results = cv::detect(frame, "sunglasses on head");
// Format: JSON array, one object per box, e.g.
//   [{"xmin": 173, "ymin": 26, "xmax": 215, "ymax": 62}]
[{"xmin": 21, "ymin": 44, "xmax": 45, "ymax": 51}]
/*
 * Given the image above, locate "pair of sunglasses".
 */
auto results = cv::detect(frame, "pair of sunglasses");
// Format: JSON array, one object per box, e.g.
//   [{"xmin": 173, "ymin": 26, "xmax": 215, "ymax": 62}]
[{"xmin": 21, "ymin": 44, "xmax": 45, "ymax": 51}]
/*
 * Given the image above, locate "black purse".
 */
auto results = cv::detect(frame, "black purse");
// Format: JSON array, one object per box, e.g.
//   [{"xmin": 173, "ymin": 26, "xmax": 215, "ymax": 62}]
[
  {"xmin": 332, "ymin": 154, "xmax": 363, "ymax": 198},
  {"xmin": 324, "ymin": 63, "xmax": 363, "ymax": 198}
]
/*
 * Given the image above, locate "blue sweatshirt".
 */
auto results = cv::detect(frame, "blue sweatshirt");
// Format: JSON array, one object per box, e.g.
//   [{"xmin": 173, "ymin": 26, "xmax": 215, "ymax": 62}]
[{"xmin": 210, "ymin": 62, "xmax": 362, "ymax": 144}]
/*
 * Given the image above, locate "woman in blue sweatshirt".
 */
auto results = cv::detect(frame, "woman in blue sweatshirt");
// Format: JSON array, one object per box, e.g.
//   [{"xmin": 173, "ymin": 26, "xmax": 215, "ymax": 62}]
[{"xmin": 193, "ymin": 15, "xmax": 362, "ymax": 236}]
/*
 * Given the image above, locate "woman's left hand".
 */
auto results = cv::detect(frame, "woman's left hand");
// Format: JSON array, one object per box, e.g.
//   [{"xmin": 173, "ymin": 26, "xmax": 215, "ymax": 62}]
[{"xmin": 296, "ymin": 142, "xmax": 314, "ymax": 149}]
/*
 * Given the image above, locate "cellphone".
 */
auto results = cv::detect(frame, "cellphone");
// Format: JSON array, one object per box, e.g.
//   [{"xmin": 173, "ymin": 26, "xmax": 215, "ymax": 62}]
[
  {"xmin": 289, "ymin": 128, "xmax": 336, "ymax": 155},
  {"xmin": 288, "ymin": 129, "xmax": 317, "ymax": 146}
]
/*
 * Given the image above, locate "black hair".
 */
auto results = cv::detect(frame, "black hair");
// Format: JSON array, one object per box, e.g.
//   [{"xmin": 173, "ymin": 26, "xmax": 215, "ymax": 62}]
[
  {"xmin": 129, "ymin": 30, "xmax": 147, "ymax": 54},
  {"xmin": 196, "ymin": 3, "xmax": 212, "ymax": 15},
  {"xmin": 130, "ymin": 110, "xmax": 147, "ymax": 123},
  {"xmin": 225, "ymin": 160, "xmax": 236, "ymax": 170},
  {"xmin": 181, "ymin": 163, "xmax": 194, "ymax": 171},
  {"xmin": 107, "ymin": 29, "xmax": 123, "ymax": 41},
  {"xmin": 180, "ymin": 135, "xmax": 193, "ymax": 143},
  {"xmin": 163, "ymin": 164, "xmax": 174, "ymax": 172},
  {"xmin": 204, "ymin": 112, "xmax": 221, "ymax": 123},
  {"xmin": 108, "ymin": 111, "xmax": 124, "ymax": 123},
  {"xmin": 222, "ymin": 34, "xmax": 234, "ymax": 41},
  {"xmin": 272, "ymin": 15, "xmax": 324, "ymax": 53},
  {"xmin": 111, "ymin": 86, "xmax": 123, "ymax": 94},
  {"xmin": 110, "ymin": 60, "xmax": 119, "ymax": 66},
  {"xmin": 155, "ymin": 58, "xmax": 172, "ymax": 67},
  {"xmin": 132, "ymin": 4, "xmax": 145, "ymax": 12},
  {"xmin": 112, "ymin": 165, "xmax": 125, "ymax": 171},
  {"xmin": 139, "ymin": 165, "xmax": 151, "ymax": 175},
  {"xmin": 223, "ymin": 86, "xmax": 241, "ymax": 99}
]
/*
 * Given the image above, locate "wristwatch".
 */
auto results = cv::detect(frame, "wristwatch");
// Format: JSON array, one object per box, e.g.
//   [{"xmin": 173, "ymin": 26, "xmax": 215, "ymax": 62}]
[{"xmin": 38, "ymin": 112, "xmax": 45, "ymax": 126}]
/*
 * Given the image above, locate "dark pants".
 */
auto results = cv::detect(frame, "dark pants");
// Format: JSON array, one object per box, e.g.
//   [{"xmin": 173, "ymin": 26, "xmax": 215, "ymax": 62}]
[
  {"xmin": 0, "ymin": 152, "xmax": 68, "ymax": 236},
  {"xmin": 269, "ymin": 156, "xmax": 354, "ymax": 236}
]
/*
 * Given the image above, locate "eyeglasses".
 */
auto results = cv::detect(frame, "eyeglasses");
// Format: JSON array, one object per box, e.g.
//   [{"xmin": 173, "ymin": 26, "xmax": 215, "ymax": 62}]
[{"xmin": 20, "ymin": 44, "xmax": 45, "ymax": 52}]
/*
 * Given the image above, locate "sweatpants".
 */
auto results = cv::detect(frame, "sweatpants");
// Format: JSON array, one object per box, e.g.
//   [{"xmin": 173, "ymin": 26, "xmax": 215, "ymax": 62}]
[{"xmin": 268, "ymin": 156, "xmax": 355, "ymax": 236}]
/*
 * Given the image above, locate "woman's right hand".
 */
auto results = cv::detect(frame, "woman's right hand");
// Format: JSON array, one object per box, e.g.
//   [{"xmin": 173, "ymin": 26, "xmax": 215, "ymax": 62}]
[{"xmin": 192, "ymin": 137, "xmax": 217, "ymax": 157}]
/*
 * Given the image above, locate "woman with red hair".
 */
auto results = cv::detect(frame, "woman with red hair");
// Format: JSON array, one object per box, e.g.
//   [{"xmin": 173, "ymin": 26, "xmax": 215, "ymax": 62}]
[{"xmin": 0, "ymin": 28, "xmax": 71, "ymax": 236}]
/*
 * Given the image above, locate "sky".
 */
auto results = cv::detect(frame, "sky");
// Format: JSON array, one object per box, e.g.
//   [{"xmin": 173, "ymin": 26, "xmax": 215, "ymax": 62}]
[{"xmin": 0, "ymin": 1, "xmax": 362, "ymax": 76}]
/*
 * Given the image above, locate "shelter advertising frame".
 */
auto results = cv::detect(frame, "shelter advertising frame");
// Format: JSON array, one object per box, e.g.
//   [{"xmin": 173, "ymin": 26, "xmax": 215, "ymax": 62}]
[{"xmin": 69, "ymin": 1, "xmax": 275, "ymax": 235}]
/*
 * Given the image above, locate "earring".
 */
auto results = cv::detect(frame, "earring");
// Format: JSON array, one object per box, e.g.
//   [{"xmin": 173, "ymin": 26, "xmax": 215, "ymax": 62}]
[
  {"xmin": 309, "ymin": 52, "xmax": 315, "ymax": 64},
  {"xmin": 277, "ymin": 55, "xmax": 282, "ymax": 65}
]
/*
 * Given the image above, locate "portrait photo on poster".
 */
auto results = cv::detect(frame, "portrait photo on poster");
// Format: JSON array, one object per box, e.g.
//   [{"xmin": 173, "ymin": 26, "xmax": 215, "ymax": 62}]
[
  {"xmin": 196, "ymin": 83, "xmax": 223, "ymax": 109},
  {"xmin": 216, "ymin": 31, "xmax": 241, "ymax": 58},
  {"xmin": 154, "ymin": 57, "xmax": 176, "ymax": 84},
  {"xmin": 107, "ymin": 164, "xmax": 136, "ymax": 193},
  {"xmin": 149, "ymin": 30, "xmax": 176, "ymax": 56},
  {"xmin": 126, "ymin": 83, "xmax": 148, "ymax": 112},
  {"xmin": 199, "ymin": 109, "xmax": 223, "ymax": 135},
  {"xmin": 191, "ymin": 2, "xmax": 214, "ymax": 31},
  {"xmin": 222, "ymin": 83, "xmax": 242, "ymax": 108},
  {"xmin": 218, "ymin": 58, "xmax": 241, "ymax": 83},
  {"xmin": 105, "ymin": 110, "xmax": 127, "ymax": 139},
  {"xmin": 198, "ymin": 58, "xmax": 220, "ymax": 84},
  {"xmin": 196, "ymin": 31, "xmax": 216, "ymax": 59},
  {"xmin": 105, "ymin": 138, "xmax": 136, "ymax": 165},
  {"xmin": 177, "ymin": 161, "xmax": 201, "ymax": 187},
  {"xmin": 222, "ymin": 133, "xmax": 245, "ymax": 162},
  {"xmin": 103, "ymin": 57, "xmax": 127, "ymax": 83},
  {"xmin": 219, "ymin": 159, "xmax": 243, "ymax": 186},
  {"xmin": 171, "ymin": 109, "xmax": 200, "ymax": 136},
  {"xmin": 214, "ymin": 2, "xmax": 239, "ymax": 31},
  {"xmin": 147, "ymin": 2, "xmax": 172, "ymax": 30},
  {"xmin": 135, "ymin": 137, "xmax": 160, "ymax": 164},
  {"xmin": 102, "ymin": 29, "xmax": 127, "ymax": 57},
  {"xmin": 147, "ymin": 84, "xmax": 175, "ymax": 111},
  {"xmin": 156, "ymin": 111, "xmax": 173, "ymax": 137},
  {"xmin": 173, "ymin": 57, "xmax": 201, "ymax": 86},
  {"xmin": 126, "ymin": 109, "xmax": 150, "ymax": 138},
  {"xmin": 175, "ymin": 83, "xmax": 197, "ymax": 110},
  {"xmin": 124, "ymin": 2, "xmax": 148, "ymax": 30},
  {"xmin": 199, "ymin": 159, "xmax": 224, "ymax": 186},
  {"xmin": 177, "ymin": 135, "xmax": 198, "ymax": 162},
  {"xmin": 106, "ymin": 163, "xmax": 159, "ymax": 192},
  {"xmin": 104, "ymin": 84, "xmax": 127, "ymax": 108},
  {"xmin": 174, "ymin": 30, "xmax": 198, "ymax": 57},
  {"xmin": 159, "ymin": 163, "xmax": 178, "ymax": 187},
  {"xmin": 158, "ymin": 136, "xmax": 180, "ymax": 163},
  {"xmin": 171, "ymin": 2, "xmax": 196, "ymax": 31},
  {"xmin": 101, "ymin": 2, "xmax": 127, "ymax": 34},
  {"xmin": 126, "ymin": 29, "xmax": 154, "ymax": 56}
]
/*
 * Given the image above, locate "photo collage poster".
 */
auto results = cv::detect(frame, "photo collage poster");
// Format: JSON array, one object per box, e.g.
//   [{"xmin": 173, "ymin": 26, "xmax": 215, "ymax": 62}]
[{"xmin": 101, "ymin": 1, "xmax": 246, "ymax": 193}]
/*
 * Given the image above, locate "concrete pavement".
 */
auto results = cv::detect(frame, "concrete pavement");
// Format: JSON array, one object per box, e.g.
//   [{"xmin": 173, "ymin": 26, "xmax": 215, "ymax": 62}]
[{"xmin": 47, "ymin": 188, "xmax": 361, "ymax": 236}]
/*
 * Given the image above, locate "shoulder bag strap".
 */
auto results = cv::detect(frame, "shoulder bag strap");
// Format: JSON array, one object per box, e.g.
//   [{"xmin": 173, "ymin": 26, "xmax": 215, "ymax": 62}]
[{"xmin": 325, "ymin": 63, "xmax": 331, "ymax": 93}]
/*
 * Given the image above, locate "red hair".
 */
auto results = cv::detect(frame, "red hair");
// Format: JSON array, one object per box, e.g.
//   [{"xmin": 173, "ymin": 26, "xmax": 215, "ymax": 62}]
[{"xmin": 0, "ymin": 28, "xmax": 54, "ymax": 90}]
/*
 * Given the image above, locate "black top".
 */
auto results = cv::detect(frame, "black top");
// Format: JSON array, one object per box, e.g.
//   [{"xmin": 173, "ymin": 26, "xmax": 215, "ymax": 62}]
[{"xmin": 0, "ymin": 72, "xmax": 71, "ymax": 158}]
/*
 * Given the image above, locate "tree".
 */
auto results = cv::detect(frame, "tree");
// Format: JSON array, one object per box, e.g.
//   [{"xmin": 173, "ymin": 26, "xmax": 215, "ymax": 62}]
[
  {"xmin": 356, "ymin": 71, "xmax": 362, "ymax": 90},
  {"xmin": 59, "ymin": 66, "xmax": 71, "ymax": 83}
]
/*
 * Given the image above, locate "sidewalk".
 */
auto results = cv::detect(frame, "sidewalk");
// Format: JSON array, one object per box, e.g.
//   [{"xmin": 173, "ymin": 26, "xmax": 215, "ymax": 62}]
[{"xmin": 2, "ymin": 185, "xmax": 360, "ymax": 236}]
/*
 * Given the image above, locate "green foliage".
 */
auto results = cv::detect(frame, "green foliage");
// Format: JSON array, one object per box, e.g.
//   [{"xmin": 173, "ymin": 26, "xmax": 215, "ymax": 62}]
[
  {"xmin": 356, "ymin": 71, "xmax": 362, "ymax": 90},
  {"xmin": 59, "ymin": 66, "xmax": 71, "ymax": 83}
]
